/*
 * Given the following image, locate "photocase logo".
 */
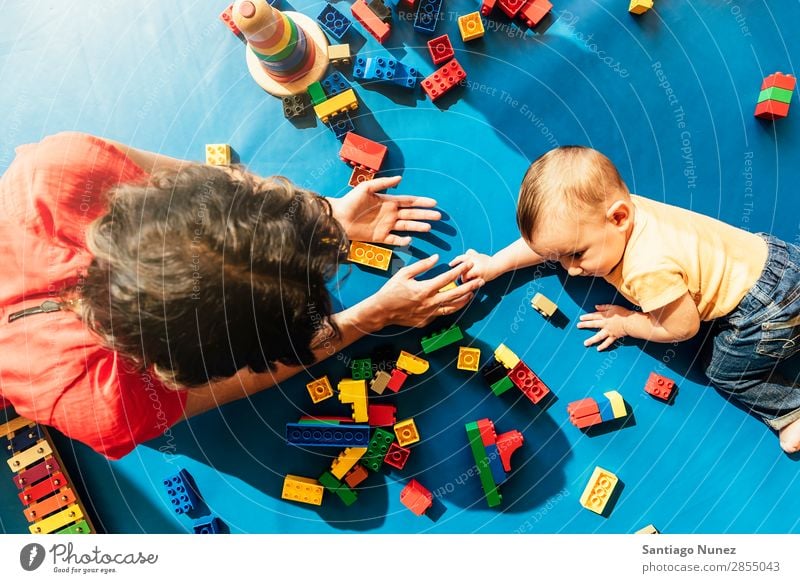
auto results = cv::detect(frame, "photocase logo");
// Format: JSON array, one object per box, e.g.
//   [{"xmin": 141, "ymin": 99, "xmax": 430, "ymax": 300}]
[{"xmin": 19, "ymin": 543, "xmax": 46, "ymax": 571}]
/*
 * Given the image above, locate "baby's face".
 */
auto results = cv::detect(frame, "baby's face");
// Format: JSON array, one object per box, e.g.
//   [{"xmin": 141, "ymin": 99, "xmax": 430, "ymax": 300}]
[{"xmin": 528, "ymin": 204, "xmax": 630, "ymax": 278}]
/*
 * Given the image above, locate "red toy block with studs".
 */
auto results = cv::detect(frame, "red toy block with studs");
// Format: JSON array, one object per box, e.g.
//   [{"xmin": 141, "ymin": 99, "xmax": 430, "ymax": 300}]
[
  {"xmin": 497, "ymin": 0, "xmax": 525, "ymax": 18},
  {"xmin": 508, "ymin": 361, "xmax": 551, "ymax": 404},
  {"xmin": 519, "ymin": 0, "xmax": 552, "ymax": 28},
  {"xmin": 368, "ymin": 404, "xmax": 397, "ymax": 426},
  {"xmin": 427, "ymin": 34, "xmax": 454, "ymax": 65},
  {"xmin": 567, "ymin": 398, "xmax": 603, "ymax": 429},
  {"xmin": 644, "ymin": 372, "xmax": 676, "ymax": 401},
  {"xmin": 386, "ymin": 368, "xmax": 408, "ymax": 393},
  {"xmin": 351, "ymin": 0, "xmax": 392, "ymax": 43},
  {"xmin": 340, "ymin": 132, "xmax": 388, "ymax": 172},
  {"xmin": 400, "ymin": 479, "xmax": 433, "ymax": 515},
  {"xmin": 219, "ymin": 4, "xmax": 243, "ymax": 37},
  {"xmin": 384, "ymin": 442, "xmax": 411, "ymax": 469},
  {"xmin": 495, "ymin": 430, "xmax": 524, "ymax": 472},
  {"xmin": 421, "ymin": 59, "xmax": 466, "ymax": 101}
]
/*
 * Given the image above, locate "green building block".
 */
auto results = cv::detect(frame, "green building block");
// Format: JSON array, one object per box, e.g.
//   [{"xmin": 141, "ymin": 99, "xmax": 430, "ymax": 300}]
[
  {"xmin": 420, "ymin": 325, "xmax": 464, "ymax": 354},
  {"xmin": 465, "ymin": 423, "xmax": 503, "ymax": 507},
  {"xmin": 307, "ymin": 81, "xmax": 327, "ymax": 105},
  {"xmin": 351, "ymin": 357, "xmax": 373, "ymax": 380},
  {"xmin": 758, "ymin": 86, "xmax": 793, "ymax": 104},
  {"xmin": 55, "ymin": 520, "xmax": 91, "ymax": 534},
  {"xmin": 490, "ymin": 375, "xmax": 515, "ymax": 396},
  {"xmin": 361, "ymin": 428, "xmax": 395, "ymax": 472},
  {"xmin": 318, "ymin": 471, "xmax": 358, "ymax": 506}
]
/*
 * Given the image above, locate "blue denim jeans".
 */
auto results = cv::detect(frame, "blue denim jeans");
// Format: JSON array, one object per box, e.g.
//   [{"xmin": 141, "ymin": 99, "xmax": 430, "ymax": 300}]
[{"xmin": 704, "ymin": 234, "xmax": 800, "ymax": 430}]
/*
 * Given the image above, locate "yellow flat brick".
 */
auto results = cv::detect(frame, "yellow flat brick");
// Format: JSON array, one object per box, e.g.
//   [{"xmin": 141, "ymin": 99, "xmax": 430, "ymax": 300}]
[
  {"xmin": 306, "ymin": 376, "xmax": 334, "ymax": 404},
  {"xmin": 494, "ymin": 343, "xmax": 520, "ymax": 369},
  {"xmin": 604, "ymin": 390, "xmax": 627, "ymax": 418},
  {"xmin": 282, "ymin": 475, "xmax": 324, "ymax": 506},
  {"xmin": 579, "ymin": 466, "xmax": 619, "ymax": 515},
  {"xmin": 330, "ymin": 447, "xmax": 368, "ymax": 479},
  {"xmin": 396, "ymin": 351, "xmax": 429, "ymax": 375},
  {"xmin": 457, "ymin": 347, "xmax": 481, "ymax": 371},
  {"xmin": 629, "ymin": 0, "xmax": 653, "ymax": 14},
  {"xmin": 313, "ymin": 88, "xmax": 358, "ymax": 123},
  {"xmin": 438, "ymin": 280, "xmax": 458, "ymax": 293},
  {"xmin": 531, "ymin": 292, "xmax": 557, "ymax": 317},
  {"xmin": 394, "ymin": 418, "xmax": 420, "ymax": 446},
  {"xmin": 458, "ymin": 12, "xmax": 485, "ymax": 42},
  {"xmin": 347, "ymin": 241, "xmax": 392, "ymax": 271},
  {"xmin": 205, "ymin": 143, "xmax": 231, "ymax": 166},
  {"xmin": 338, "ymin": 379, "xmax": 368, "ymax": 422},
  {"xmin": 327, "ymin": 43, "xmax": 351, "ymax": 65}
]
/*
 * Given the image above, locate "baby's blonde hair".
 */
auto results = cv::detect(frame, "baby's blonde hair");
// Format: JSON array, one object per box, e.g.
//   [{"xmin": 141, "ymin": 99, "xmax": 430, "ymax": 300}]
[{"xmin": 517, "ymin": 146, "xmax": 629, "ymax": 241}]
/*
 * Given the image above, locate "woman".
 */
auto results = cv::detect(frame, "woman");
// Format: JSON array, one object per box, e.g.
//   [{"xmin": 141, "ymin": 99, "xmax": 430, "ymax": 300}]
[{"xmin": 0, "ymin": 133, "xmax": 483, "ymax": 458}]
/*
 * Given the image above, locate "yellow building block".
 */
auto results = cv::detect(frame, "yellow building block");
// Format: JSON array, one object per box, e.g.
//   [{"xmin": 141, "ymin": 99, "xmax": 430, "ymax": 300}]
[
  {"xmin": 636, "ymin": 524, "xmax": 659, "ymax": 534},
  {"xmin": 531, "ymin": 292, "xmax": 557, "ymax": 318},
  {"xmin": 7, "ymin": 440, "xmax": 53, "ymax": 472},
  {"xmin": 603, "ymin": 390, "xmax": 627, "ymax": 418},
  {"xmin": 457, "ymin": 347, "xmax": 481, "ymax": 371},
  {"xmin": 205, "ymin": 143, "xmax": 231, "ymax": 166},
  {"xmin": 628, "ymin": 0, "xmax": 653, "ymax": 14},
  {"xmin": 327, "ymin": 43, "xmax": 351, "ymax": 65},
  {"xmin": 579, "ymin": 466, "xmax": 619, "ymax": 515},
  {"xmin": 494, "ymin": 343, "xmax": 520, "ymax": 369},
  {"xmin": 282, "ymin": 474, "xmax": 324, "ymax": 506},
  {"xmin": 369, "ymin": 370, "xmax": 392, "ymax": 394},
  {"xmin": 394, "ymin": 418, "xmax": 420, "ymax": 446},
  {"xmin": 306, "ymin": 375, "xmax": 334, "ymax": 404},
  {"xmin": 458, "ymin": 12, "xmax": 485, "ymax": 42},
  {"xmin": 330, "ymin": 447, "xmax": 368, "ymax": 479},
  {"xmin": 439, "ymin": 280, "xmax": 458, "ymax": 293},
  {"xmin": 347, "ymin": 241, "xmax": 392, "ymax": 271},
  {"xmin": 396, "ymin": 350, "xmax": 429, "ymax": 375},
  {"xmin": 338, "ymin": 378, "xmax": 368, "ymax": 422},
  {"xmin": 313, "ymin": 88, "xmax": 358, "ymax": 123},
  {"xmin": 29, "ymin": 504, "xmax": 83, "ymax": 534}
]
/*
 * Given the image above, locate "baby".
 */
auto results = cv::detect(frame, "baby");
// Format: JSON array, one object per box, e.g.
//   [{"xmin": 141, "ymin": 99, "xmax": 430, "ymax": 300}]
[{"xmin": 452, "ymin": 146, "xmax": 800, "ymax": 453}]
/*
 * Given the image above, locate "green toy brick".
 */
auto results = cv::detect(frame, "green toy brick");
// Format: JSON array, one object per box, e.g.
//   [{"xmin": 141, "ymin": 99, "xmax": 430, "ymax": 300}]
[
  {"xmin": 420, "ymin": 325, "xmax": 464, "ymax": 354},
  {"xmin": 318, "ymin": 471, "xmax": 358, "ymax": 506},
  {"xmin": 465, "ymin": 424, "xmax": 503, "ymax": 507},
  {"xmin": 307, "ymin": 81, "xmax": 327, "ymax": 105},
  {"xmin": 490, "ymin": 375, "xmax": 515, "ymax": 396},
  {"xmin": 351, "ymin": 357, "xmax": 373, "ymax": 380},
  {"xmin": 758, "ymin": 86, "xmax": 793, "ymax": 104},
  {"xmin": 361, "ymin": 428, "xmax": 395, "ymax": 472}
]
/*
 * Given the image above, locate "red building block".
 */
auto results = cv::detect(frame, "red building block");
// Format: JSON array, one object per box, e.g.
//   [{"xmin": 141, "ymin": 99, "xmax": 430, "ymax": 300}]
[
  {"xmin": 497, "ymin": 0, "xmax": 525, "ymax": 18},
  {"xmin": 386, "ymin": 368, "xmax": 408, "ymax": 393},
  {"xmin": 219, "ymin": 4, "xmax": 243, "ymax": 37},
  {"xmin": 400, "ymin": 479, "xmax": 432, "ymax": 515},
  {"xmin": 495, "ymin": 430, "xmax": 524, "ymax": 472},
  {"xmin": 480, "ymin": 0, "xmax": 497, "ymax": 16},
  {"xmin": 475, "ymin": 418, "xmax": 497, "ymax": 447},
  {"xmin": 427, "ymin": 34, "xmax": 454, "ymax": 65},
  {"xmin": 344, "ymin": 465, "xmax": 369, "ymax": 488},
  {"xmin": 755, "ymin": 99, "xmax": 791, "ymax": 120},
  {"xmin": 351, "ymin": 0, "xmax": 391, "ymax": 43},
  {"xmin": 761, "ymin": 72, "xmax": 797, "ymax": 92},
  {"xmin": 519, "ymin": 0, "xmax": 552, "ymax": 28},
  {"xmin": 340, "ymin": 132, "xmax": 388, "ymax": 172},
  {"xmin": 348, "ymin": 166, "xmax": 375, "ymax": 188},
  {"xmin": 384, "ymin": 442, "xmax": 411, "ymax": 469},
  {"xmin": 508, "ymin": 361, "xmax": 551, "ymax": 404},
  {"xmin": 644, "ymin": 372, "xmax": 676, "ymax": 401},
  {"xmin": 567, "ymin": 398, "xmax": 602, "ymax": 429},
  {"xmin": 403, "ymin": 0, "xmax": 417, "ymax": 6},
  {"xmin": 368, "ymin": 404, "xmax": 397, "ymax": 426},
  {"xmin": 421, "ymin": 59, "xmax": 466, "ymax": 102}
]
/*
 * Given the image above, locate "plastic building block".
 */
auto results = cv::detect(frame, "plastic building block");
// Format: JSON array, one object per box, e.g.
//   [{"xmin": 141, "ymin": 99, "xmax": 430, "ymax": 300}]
[
  {"xmin": 396, "ymin": 351, "xmax": 429, "ymax": 374},
  {"xmin": 457, "ymin": 12, "xmax": 484, "ymax": 42},
  {"xmin": 205, "ymin": 144, "xmax": 231, "ymax": 166},
  {"xmin": 340, "ymin": 132, "xmax": 388, "ymax": 172},
  {"xmin": 328, "ymin": 43, "xmax": 352, "ymax": 66},
  {"xmin": 394, "ymin": 418, "xmax": 420, "ymax": 446},
  {"xmin": 307, "ymin": 81, "xmax": 327, "ymax": 105},
  {"xmin": 761, "ymin": 72, "xmax": 796, "ymax": 92},
  {"xmin": 351, "ymin": 357, "xmax": 374, "ymax": 380},
  {"xmin": 597, "ymin": 396, "xmax": 616, "ymax": 422},
  {"xmin": 351, "ymin": 0, "xmax": 392, "ymax": 43},
  {"xmin": 322, "ymin": 71, "xmax": 352, "ymax": 98},
  {"xmin": 318, "ymin": 471, "xmax": 358, "ymax": 506},
  {"xmin": 193, "ymin": 516, "xmax": 224, "ymax": 533},
  {"xmin": 361, "ymin": 427, "xmax": 395, "ymax": 471},
  {"xmin": 370, "ymin": 370, "xmax": 392, "ymax": 394},
  {"xmin": 353, "ymin": 56, "xmax": 392, "ymax": 81},
  {"xmin": 386, "ymin": 368, "xmax": 408, "ymax": 392},
  {"xmin": 286, "ymin": 423, "xmax": 371, "ymax": 447},
  {"xmin": 475, "ymin": 418, "xmax": 497, "ymax": 447},
  {"xmin": 163, "ymin": 469, "xmax": 200, "ymax": 515},
  {"xmin": 628, "ymin": 0, "xmax": 653, "ymax": 14},
  {"xmin": 438, "ymin": 280, "xmax": 458, "ymax": 293},
  {"xmin": 758, "ymin": 86, "xmax": 793, "ymax": 104},
  {"xmin": 497, "ymin": 0, "xmax": 525, "ymax": 18},
  {"xmin": 330, "ymin": 447, "xmax": 368, "ymax": 479},
  {"xmin": 317, "ymin": 3, "xmax": 352, "ymax": 40},
  {"xmin": 368, "ymin": 0, "xmax": 393, "ymax": 24},
  {"xmin": 494, "ymin": 344, "xmax": 520, "ymax": 369},
  {"xmin": 313, "ymin": 88, "xmax": 358, "ymax": 123},
  {"xmin": 465, "ymin": 422, "xmax": 502, "ymax": 507},
  {"xmin": 329, "ymin": 111, "xmax": 355, "ymax": 141},
  {"xmin": 567, "ymin": 397, "xmax": 602, "ymax": 429},
  {"xmin": 603, "ymin": 390, "xmax": 626, "ymax": 418},
  {"xmin": 422, "ymin": 59, "xmax": 466, "ymax": 101},
  {"xmin": 490, "ymin": 376, "xmax": 515, "ymax": 396},
  {"xmin": 420, "ymin": 325, "xmax": 464, "ymax": 353},
  {"xmin": 368, "ymin": 403, "xmax": 397, "ymax": 426},
  {"xmin": 392, "ymin": 60, "xmax": 418, "ymax": 89},
  {"xmin": 282, "ymin": 94, "xmax": 309, "ymax": 119},
  {"xmin": 348, "ymin": 165, "xmax": 375, "ymax": 187},
  {"xmin": 519, "ymin": 0, "xmax": 552, "ymax": 27},
  {"xmin": 579, "ymin": 466, "xmax": 619, "ymax": 515},
  {"xmin": 481, "ymin": 356, "xmax": 508, "ymax": 385},
  {"xmin": 754, "ymin": 100, "xmax": 790, "ymax": 120},
  {"xmin": 508, "ymin": 360, "xmax": 551, "ymax": 404},
  {"xmin": 485, "ymin": 444, "xmax": 508, "ymax": 485},
  {"xmin": 344, "ymin": 465, "xmax": 369, "ymax": 487},
  {"xmin": 306, "ymin": 375, "xmax": 334, "ymax": 404},
  {"xmin": 457, "ymin": 347, "xmax": 481, "ymax": 371},
  {"xmin": 413, "ymin": 0, "xmax": 443, "ymax": 35},
  {"xmin": 480, "ymin": 0, "xmax": 497, "ymax": 16},
  {"xmin": 219, "ymin": 4, "xmax": 243, "ymax": 37},
  {"xmin": 338, "ymin": 379, "xmax": 369, "ymax": 422},
  {"xmin": 347, "ymin": 241, "xmax": 392, "ymax": 270},
  {"xmin": 495, "ymin": 430, "xmax": 524, "ymax": 472},
  {"xmin": 636, "ymin": 524, "xmax": 660, "ymax": 534},
  {"xmin": 531, "ymin": 292, "xmax": 557, "ymax": 318},
  {"xmin": 427, "ymin": 34, "xmax": 454, "ymax": 65},
  {"xmin": 400, "ymin": 479, "xmax": 432, "ymax": 515},
  {"xmin": 645, "ymin": 372, "xmax": 676, "ymax": 401},
  {"xmin": 384, "ymin": 442, "xmax": 411, "ymax": 469}
]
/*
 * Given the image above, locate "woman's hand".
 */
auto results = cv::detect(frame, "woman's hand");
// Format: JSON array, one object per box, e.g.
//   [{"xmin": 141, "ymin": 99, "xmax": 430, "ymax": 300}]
[
  {"xmin": 360, "ymin": 254, "xmax": 485, "ymax": 330},
  {"xmin": 328, "ymin": 176, "xmax": 441, "ymax": 246}
]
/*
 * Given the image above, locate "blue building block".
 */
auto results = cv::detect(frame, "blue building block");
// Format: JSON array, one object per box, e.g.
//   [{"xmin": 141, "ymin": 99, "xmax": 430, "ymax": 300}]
[
  {"xmin": 485, "ymin": 444, "xmax": 508, "ymax": 486},
  {"xmin": 354, "ymin": 56, "xmax": 403, "ymax": 84},
  {"xmin": 321, "ymin": 71, "xmax": 351, "ymax": 98},
  {"xmin": 328, "ymin": 111, "xmax": 355, "ymax": 141},
  {"xmin": 392, "ymin": 61, "xmax": 418, "ymax": 88},
  {"xmin": 317, "ymin": 3, "xmax": 352, "ymax": 40},
  {"xmin": 413, "ymin": 0, "xmax": 442, "ymax": 35},
  {"xmin": 163, "ymin": 469, "xmax": 201, "ymax": 515},
  {"xmin": 286, "ymin": 423, "xmax": 371, "ymax": 448},
  {"xmin": 598, "ymin": 397, "xmax": 616, "ymax": 422},
  {"xmin": 193, "ymin": 516, "xmax": 224, "ymax": 534}
]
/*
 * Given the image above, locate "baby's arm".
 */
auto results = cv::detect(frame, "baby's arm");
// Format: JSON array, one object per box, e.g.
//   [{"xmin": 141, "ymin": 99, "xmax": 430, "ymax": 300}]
[
  {"xmin": 449, "ymin": 237, "xmax": 545, "ymax": 282},
  {"xmin": 578, "ymin": 293, "xmax": 701, "ymax": 351}
]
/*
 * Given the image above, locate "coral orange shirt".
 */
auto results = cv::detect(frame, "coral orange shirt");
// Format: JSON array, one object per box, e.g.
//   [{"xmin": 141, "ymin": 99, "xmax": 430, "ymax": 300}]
[{"xmin": 0, "ymin": 133, "xmax": 187, "ymax": 459}]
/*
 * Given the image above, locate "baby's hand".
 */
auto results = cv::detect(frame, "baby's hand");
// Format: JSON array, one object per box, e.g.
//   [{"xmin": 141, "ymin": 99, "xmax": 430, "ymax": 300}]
[
  {"xmin": 449, "ymin": 249, "xmax": 496, "ymax": 283},
  {"xmin": 577, "ymin": 304, "xmax": 633, "ymax": 351}
]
